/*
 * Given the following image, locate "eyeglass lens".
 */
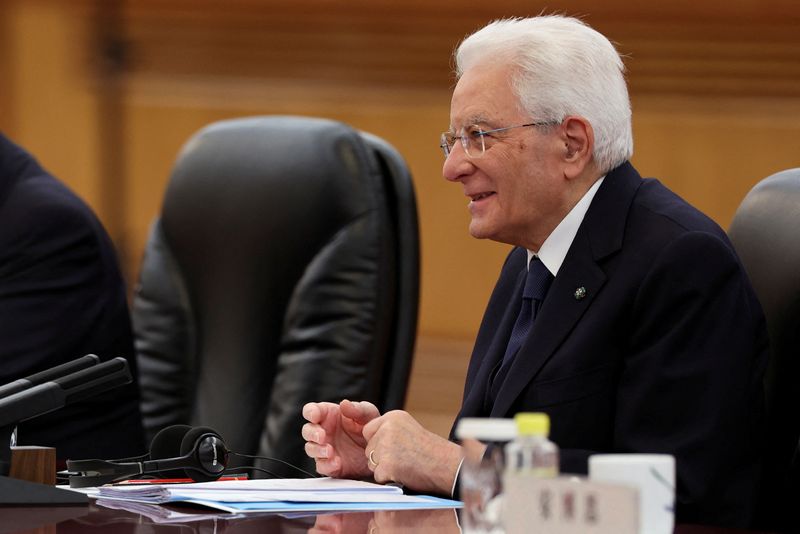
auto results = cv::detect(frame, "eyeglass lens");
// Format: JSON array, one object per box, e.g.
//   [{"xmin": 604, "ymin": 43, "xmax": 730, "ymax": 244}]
[{"xmin": 441, "ymin": 126, "xmax": 486, "ymax": 158}]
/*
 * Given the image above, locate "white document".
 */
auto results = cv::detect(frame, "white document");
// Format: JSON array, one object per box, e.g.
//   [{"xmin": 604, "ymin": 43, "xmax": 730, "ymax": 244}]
[
  {"xmin": 98, "ymin": 477, "xmax": 404, "ymax": 502},
  {"xmin": 91, "ymin": 477, "xmax": 462, "ymax": 514}
]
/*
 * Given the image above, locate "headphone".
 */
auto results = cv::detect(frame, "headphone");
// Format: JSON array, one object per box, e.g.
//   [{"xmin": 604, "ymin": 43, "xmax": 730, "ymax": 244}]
[{"xmin": 67, "ymin": 424, "xmax": 229, "ymax": 488}]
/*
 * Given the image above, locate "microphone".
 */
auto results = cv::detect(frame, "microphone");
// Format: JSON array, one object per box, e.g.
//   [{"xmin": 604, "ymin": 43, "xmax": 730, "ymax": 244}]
[
  {"xmin": 0, "ymin": 354, "xmax": 100, "ymax": 400},
  {"xmin": 0, "ymin": 357, "xmax": 132, "ymax": 428},
  {"xmin": 0, "ymin": 355, "xmax": 133, "ymax": 501}
]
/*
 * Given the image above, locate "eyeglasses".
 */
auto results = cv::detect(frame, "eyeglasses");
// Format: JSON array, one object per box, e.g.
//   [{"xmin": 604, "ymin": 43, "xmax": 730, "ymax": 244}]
[{"xmin": 439, "ymin": 122, "xmax": 554, "ymax": 158}]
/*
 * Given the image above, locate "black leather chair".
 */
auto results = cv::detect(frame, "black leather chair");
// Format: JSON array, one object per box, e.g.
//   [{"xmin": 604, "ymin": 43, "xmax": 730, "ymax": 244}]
[
  {"xmin": 132, "ymin": 116, "xmax": 419, "ymax": 476},
  {"xmin": 728, "ymin": 168, "xmax": 800, "ymax": 532}
]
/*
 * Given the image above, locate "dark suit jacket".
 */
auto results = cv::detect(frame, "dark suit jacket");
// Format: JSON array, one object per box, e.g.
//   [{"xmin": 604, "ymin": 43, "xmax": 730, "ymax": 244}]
[
  {"xmin": 0, "ymin": 133, "xmax": 145, "ymax": 461},
  {"xmin": 454, "ymin": 161, "xmax": 768, "ymax": 528}
]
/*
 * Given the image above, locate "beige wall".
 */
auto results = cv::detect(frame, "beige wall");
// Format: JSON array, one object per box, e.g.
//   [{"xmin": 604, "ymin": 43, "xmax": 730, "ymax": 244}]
[{"xmin": 2, "ymin": 0, "xmax": 799, "ymax": 436}]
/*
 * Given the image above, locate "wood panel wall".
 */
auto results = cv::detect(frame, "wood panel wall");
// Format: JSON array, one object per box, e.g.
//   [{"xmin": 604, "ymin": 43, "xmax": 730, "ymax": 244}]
[{"xmin": 2, "ymin": 0, "xmax": 799, "ymax": 437}]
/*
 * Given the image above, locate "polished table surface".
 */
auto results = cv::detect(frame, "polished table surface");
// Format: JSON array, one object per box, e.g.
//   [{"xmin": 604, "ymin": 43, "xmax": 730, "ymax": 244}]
[{"xmin": 0, "ymin": 503, "xmax": 776, "ymax": 534}]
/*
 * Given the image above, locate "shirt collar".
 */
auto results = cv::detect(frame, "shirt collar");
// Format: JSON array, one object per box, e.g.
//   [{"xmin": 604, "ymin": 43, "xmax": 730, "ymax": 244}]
[{"xmin": 527, "ymin": 176, "xmax": 605, "ymax": 275}]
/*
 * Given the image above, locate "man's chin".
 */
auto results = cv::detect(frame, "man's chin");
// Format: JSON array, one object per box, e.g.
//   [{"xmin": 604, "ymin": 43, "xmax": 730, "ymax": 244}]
[
  {"xmin": 469, "ymin": 222, "xmax": 518, "ymax": 247},
  {"xmin": 468, "ymin": 221, "xmax": 493, "ymax": 240}
]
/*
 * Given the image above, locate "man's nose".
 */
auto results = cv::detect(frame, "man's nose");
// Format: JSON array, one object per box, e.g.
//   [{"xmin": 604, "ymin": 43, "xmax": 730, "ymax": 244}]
[{"xmin": 442, "ymin": 142, "xmax": 472, "ymax": 182}]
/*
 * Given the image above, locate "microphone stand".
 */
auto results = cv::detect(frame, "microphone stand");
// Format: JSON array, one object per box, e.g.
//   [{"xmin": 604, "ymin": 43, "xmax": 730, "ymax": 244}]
[
  {"xmin": 0, "ymin": 423, "xmax": 88, "ymax": 505},
  {"xmin": 1, "ymin": 423, "xmax": 12, "ymax": 476},
  {"xmin": 0, "ymin": 356, "xmax": 133, "ymax": 505}
]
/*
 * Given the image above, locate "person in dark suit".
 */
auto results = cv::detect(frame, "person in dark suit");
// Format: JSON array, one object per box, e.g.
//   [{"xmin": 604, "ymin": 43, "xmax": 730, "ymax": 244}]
[
  {"xmin": 0, "ymin": 132, "xmax": 145, "ymax": 461},
  {"xmin": 301, "ymin": 15, "xmax": 767, "ymax": 527}
]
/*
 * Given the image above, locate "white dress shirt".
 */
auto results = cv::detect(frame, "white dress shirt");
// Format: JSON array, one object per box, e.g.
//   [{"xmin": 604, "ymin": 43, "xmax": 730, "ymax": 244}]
[{"xmin": 527, "ymin": 176, "xmax": 605, "ymax": 274}]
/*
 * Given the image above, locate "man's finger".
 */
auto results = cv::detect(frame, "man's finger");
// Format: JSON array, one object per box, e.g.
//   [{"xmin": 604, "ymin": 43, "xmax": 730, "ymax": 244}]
[
  {"xmin": 304, "ymin": 441, "xmax": 331, "ymax": 459},
  {"xmin": 302, "ymin": 402, "xmax": 320, "ymax": 422},
  {"xmin": 361, "ymin": 413, "xmax": 384, "ymax": 442},
  {"xmin": 303, "ymin": 401, "xmax": 339, "ymax": 423},
  {"xmin": 301, "ymin": 423, "xmax": 325, "ymax": 444},
  {"xmin": 314, "ymin": 455, "xmax": 342, "ymax": 477},
  {"xmin": 341, "ymin": 399, "xmax": 380, "ymax": 423}
]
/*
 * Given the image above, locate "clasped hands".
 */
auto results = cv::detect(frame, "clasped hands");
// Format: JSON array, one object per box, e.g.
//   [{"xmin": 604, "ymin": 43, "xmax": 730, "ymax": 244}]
[{"xmin": 301, "ymin": 399, "xmax": 462, "ymax": 495}]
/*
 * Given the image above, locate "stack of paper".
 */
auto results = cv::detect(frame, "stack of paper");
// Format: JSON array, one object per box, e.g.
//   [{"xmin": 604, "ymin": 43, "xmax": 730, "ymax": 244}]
[
  {"xmin": 93, "ymin": 477, "xmax": 462, "ymax": 513},
  {"xmin": 97, "ymin": 498, "xmax": 246, "ymax": 524}
]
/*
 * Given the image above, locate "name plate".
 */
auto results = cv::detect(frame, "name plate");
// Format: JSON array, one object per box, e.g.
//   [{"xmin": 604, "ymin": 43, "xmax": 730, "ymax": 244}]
[{"xmin": 503, "ymin": 475, "xmax": 638, "ymax": 534}]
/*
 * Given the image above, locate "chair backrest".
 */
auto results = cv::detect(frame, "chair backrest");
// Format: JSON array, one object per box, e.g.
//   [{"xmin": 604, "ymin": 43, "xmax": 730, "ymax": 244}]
[
  {"xmin": 132, "ymin": 116, "xmax": 419, "ymax": 475},
  {"xmin": 728, "ymin": 168, "xmax": 800, "ymax": 531}
]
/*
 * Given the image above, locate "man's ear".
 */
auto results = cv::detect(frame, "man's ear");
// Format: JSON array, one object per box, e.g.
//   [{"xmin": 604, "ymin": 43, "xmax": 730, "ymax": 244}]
[{"xmin": 561, "ymin": 116, "xmax": 594, "ymax": 179}]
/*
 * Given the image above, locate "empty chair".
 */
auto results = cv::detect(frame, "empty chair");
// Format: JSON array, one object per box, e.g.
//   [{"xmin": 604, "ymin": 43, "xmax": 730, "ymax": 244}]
[
  {"xmin": 728, "ymin": 168, "xmax": 800, "ymax": 532},
  {"xmin": 132, "ymin": 116, "xmax": 419, "ymax": 476}
]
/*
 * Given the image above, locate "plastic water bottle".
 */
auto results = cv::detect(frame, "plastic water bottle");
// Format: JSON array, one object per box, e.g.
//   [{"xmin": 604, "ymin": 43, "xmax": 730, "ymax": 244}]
[
  {"xmin": 455, "ymin": 418, "xmax": 517, "ymax": 533},
  {"xmin": 504, "ymin": 412, "xmax": 559, "ymax": 477}
]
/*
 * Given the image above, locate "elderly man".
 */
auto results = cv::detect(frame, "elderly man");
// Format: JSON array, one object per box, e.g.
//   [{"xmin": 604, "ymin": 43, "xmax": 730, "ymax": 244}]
[{"xmin": 302, "ymin": 16, "xmax": 767, "ymax": 528}]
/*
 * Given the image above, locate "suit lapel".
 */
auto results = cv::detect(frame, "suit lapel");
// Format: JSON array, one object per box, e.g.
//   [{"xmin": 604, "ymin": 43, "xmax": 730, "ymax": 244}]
[
  {"xmin": 489, "ymin": 162, "xmax": 643, "ymax": 417},
  {"xmin": 490, "ymin": 235, "xmax": 606, "ymax": 416},
  {"xmin": 459, "ymin": 266, "xmax": 527, "ymax": 418}
]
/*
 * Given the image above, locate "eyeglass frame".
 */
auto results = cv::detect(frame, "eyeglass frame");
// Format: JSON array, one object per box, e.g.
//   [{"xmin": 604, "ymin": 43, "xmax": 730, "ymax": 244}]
[{"xmin": 439, "ymin": 121, "xmax": 556, "ymax": 158}]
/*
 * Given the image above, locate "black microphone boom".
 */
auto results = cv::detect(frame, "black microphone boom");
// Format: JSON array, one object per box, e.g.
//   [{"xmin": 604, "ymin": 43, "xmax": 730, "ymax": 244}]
[
  {"xmin": 0, "ymin": 354, "xmax": 100, "ymax": 400},
  {"xmin": 0, "ymin": 357, "xmax": 131, "ymax": 427}
]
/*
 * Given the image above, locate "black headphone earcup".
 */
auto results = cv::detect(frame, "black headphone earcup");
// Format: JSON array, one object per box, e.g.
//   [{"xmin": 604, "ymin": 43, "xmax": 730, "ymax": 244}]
[
  {"xmin": 179, "ymin": 426, "xmax": 226, "ymax": 482},
  {"xmin": 150, "ymin": 424, "xmax": 193, "ymax": 460},
  {"xmin": 149, "ymin": 424, "xmax": 193, "ymax": 478}
]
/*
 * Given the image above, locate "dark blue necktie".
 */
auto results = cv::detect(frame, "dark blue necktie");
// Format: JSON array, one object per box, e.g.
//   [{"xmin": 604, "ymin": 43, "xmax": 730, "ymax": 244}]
[{"xmin": 486, "ymin": 256, "xmax": 553, "ymax": 408}]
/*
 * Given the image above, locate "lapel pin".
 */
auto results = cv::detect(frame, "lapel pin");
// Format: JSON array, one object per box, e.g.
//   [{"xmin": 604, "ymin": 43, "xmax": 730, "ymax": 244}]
[{"xmin": 574, "ymin": 286, "xmax": 587, "ymax": 300}]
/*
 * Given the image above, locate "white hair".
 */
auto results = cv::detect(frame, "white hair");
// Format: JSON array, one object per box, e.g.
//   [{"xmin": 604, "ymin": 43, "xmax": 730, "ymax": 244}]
[{"xmin": 455, "ymin": 16, "xmax": 633, "ymax": 174}]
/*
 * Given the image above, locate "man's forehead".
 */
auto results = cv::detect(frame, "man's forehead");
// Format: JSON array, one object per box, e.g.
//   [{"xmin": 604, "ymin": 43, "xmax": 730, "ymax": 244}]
[
  {"xmin": 449, "ymin": 90, "xmax": 520, "ymax": 130},
  {"xmin": 449, "ymin": 105, "xmax": 512, "ymax": 131},
  {"xmin": 449, "ymin": 61, "xmax": 521, "ymax": 127},
  {"xmin": 449, "ymin": 113, "xmax": 491, "ymax": 128}
]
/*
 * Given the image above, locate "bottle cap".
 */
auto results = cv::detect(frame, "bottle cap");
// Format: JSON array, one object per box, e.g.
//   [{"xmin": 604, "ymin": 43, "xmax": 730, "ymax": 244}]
[
  {"xmin": 455, "ymin": 418, "xmax": 517, "ymax": 441},
  {"xmin": 514, "ymin": 412, "xmax": 550, "ymax": 436}
]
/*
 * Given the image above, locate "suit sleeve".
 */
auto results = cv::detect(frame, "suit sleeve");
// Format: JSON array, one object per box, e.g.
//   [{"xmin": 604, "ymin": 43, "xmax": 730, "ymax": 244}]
[
  {"xmin": 610, "ymin": 230, "xmax": 766, "ymax": 525},
  {"xmin": 0, "ymin": 190, "xmax": 109, "ymax": 376},
  {"xmin": 0, "ymin": 180, "xmax": 145, "ymax": 459}
]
